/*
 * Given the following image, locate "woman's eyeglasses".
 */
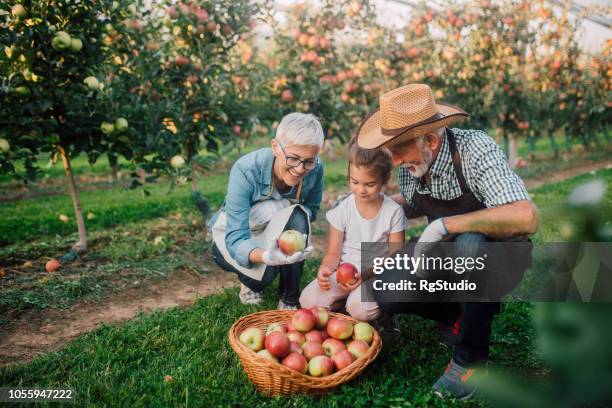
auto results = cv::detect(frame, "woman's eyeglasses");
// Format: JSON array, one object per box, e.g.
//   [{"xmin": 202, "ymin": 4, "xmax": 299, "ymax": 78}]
[{"xmin": 277, "ymin": 141, "xmax": 318, "ymax": 171}]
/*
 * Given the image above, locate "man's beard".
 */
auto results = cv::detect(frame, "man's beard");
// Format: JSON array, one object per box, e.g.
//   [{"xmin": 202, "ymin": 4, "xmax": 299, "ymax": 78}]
[{"xmin": 406, "ymin": 145, "xmax": 433, "ymax": 177}]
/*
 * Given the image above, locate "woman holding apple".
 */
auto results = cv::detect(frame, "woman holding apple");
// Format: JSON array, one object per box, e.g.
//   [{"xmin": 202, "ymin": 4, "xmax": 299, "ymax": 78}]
[{"xmin": 209, "ymin": 113, "xmax": 324, "ymax": 310}]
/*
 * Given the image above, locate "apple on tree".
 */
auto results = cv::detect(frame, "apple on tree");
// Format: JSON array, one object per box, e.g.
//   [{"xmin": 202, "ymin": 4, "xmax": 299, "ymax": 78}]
[
  {"xmin": 0, "ymin": 138, "xmax": 10, "ymax": 153},
  {"xmin": 83, "ymin": 76, "xmax": 100, "ymax": 90},
  {"xmin": 51, "ymin": 31, "xmax": 72, "ymax": 51},
  {"xmin": 100, "ymin": 122, "xmax": 115, "ymax": 135},
  {"xmin": 114, "ymin": 118, "xmax": 128, "ymax": 133},
  {"xmin": 239, "ymin": 327, "xmax": 265, "ymax": 352}
]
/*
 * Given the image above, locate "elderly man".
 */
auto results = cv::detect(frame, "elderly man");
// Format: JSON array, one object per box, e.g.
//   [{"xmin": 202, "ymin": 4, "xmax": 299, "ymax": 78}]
[{"xmin": 356, "ymin": 84, "xmax": 539, "ymax": 400}]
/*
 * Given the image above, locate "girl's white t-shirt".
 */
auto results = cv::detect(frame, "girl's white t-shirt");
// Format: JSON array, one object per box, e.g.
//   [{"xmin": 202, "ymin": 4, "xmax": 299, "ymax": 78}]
[{"xmin": 326, "ymin": 193, "xmax": 407, "ymax": 272}]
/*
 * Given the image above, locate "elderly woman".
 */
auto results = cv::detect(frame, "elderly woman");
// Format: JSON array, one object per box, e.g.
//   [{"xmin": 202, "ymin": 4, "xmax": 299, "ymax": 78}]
[{"xmin": 208, "ymin": 113, "xmax": 324, "ymax": 310}]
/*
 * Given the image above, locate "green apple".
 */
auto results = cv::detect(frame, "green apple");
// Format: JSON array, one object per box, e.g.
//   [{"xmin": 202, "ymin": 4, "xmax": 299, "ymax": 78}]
[
  {"xmin": 69, "ymin": 38, "xmax": 83, "ymax": 52},
  {"xmin": 0, "ymin": 138, "xmax": 10, "ymax": 153},
  {"xmin": 51, "ymin": 31, "xmax": 72, "ymax": 50},
  {"xmin": 83, "ymin": 76, "xmax": 100, "ymax": 90},
  {"xmin": 170, "ymin": 155, "xmax": 185, "ymax": 169},
  {"xmin": 12, "ymin": 4, "xmax": 27, "ymax": 19},
  {"xmin": 114, "ymin": 117, "xmax": 128, "ymax": 132},
  {"xmin": 353, "ymin": 322, "xmax": 374, "ymax": 344},
  {"xmin": 100, "ymin": 122, "xmax": 115, "ymax": 135},
  {"xmin": 14, "ymin": 86, "xmax": 30, "ymax": 95}
]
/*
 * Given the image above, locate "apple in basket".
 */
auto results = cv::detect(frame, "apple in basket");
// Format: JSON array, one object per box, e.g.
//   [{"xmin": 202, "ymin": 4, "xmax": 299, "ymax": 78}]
[
  {"xmin": 282, "ymin": 352, "xmax": 308, "ymax": 374},
  {"xmin": 266, "ymin": 322, "xmax": 287, "ymax": 336},
  {"xmin": 320, "ymin": 330, "xmax": 329, "ymax": 341},
  {"xmin": 257, "ymin": 349, "xmax": 278, "ymax": 362},
  {"xmin": 310, "ymin": 306, "xmax": 330, "ymax": 329},
  {"xmin": 327, "ymin": 318, "xmax": 354, "ymax": 340},
  {"xmin": 239, "ymin": 327, "xmax": 265, "ymax": 352},
  {"xmin": 278, "ymin": 230, "xmax": 306, "ymax": 255},
  {"xmin": 290, "ymin": 341, "xmax": 303, "ymax": 354},
  {"xmin": 322, "ymin": 338, "xmax": 346, "ymax": 356},
  {"xmin": 302, "ymin": 341, "xmax": 326, "ymax": 360},
  {"xmin": 265, "ymin": 332, "xmax": 291, "ymax": 358},
  {"xmin": 287, "ymin": 330, "xmax": 306, "ymax": 346},
  {"xmin": 353, "ymin": 322, "xmax": 374, "ymax": 344},
  {"xmin": 336, "ymin": 262, "xmax": 358, "ymax": 284},
  {"xmin": 308, "ymin": 355, "xmax": 334, "ymax": 377},
  {"xmin": 304, "ymin": 330, "xmax": 324, "ymax": 343},
  {"xmin": 331, "ymin": 349, "xmax": 355, "ymax": 371},
  {"xmin": 292, "ymin": 308, "xmax": 316, "ymax": 332},
  {"xmin": 347, "ymin": 340, "xmax": 369, "ymax": 359}
]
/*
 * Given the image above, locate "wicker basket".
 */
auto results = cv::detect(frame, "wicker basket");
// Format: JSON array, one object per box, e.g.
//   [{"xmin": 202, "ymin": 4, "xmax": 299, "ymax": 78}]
[{"xmin": 228, "ymin": 310, "xmax": 382, "ymax": 396}]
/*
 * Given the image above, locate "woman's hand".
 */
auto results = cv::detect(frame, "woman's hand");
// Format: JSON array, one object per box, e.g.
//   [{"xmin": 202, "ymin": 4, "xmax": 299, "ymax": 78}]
[
  {"xmin": 262, "ymin": 239, "xmax": 313, "ymax": 266},
  {"xmin": 317, "ymin": 265, "xmax": 333, "ymax": 290},
  {"xmin": 339, "ymin": 273, "xmax": 362, "ymax": 292}
]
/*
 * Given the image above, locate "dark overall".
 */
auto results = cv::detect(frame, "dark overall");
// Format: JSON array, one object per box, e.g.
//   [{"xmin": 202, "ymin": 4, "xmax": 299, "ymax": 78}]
[{"xmin": 379, "ymin": 128, "xmax": 511, "ymax": 366}]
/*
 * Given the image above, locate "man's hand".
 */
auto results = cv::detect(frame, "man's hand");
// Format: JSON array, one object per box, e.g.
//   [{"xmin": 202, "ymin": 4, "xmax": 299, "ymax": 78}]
[
  {"xmin": 339, "ymin": 273, "xmax": 362, "ymax": 292},
  {"xmin": 417, "ymin": 218, "xmax": 448, "ymax": 243},
  {"xmin": 317, "ymin": 265, "xmax": 333, "ymax": 290},
  {"xmin": 262, "ymin": 238, "xmax": 313, "ymax": 266}
]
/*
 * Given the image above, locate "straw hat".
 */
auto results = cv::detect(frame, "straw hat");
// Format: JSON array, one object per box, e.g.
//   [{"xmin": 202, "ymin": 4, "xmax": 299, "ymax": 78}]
[{"xmin": 356, "ymin": 84, "xmax": 469, "ymax": 149}]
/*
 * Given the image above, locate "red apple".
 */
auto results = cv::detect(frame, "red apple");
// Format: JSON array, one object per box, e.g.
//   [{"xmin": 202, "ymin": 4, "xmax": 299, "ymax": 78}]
[
  {"xmin": 310, "ymin": 306, "xmax": 330, "ymax": 329},
  {"xmin": 265, "ymin": 332, "xmax": 290, "ymax": 358},
  {"xmin": 347, "ymin": 340, "xmax": 369, "ymax": 359},
  {"xmin": 290, "ymin": 341, "xmax": 303, "ymax": 355},
  {"xmin": 327, "ymin": 318, "xmax": 354, "ymax": 340},
  {"xmin": 281, "ymin": 89, "xmax": 293, "ymax": 103},
  {"xmin": 302, "ymin": 341, "xmax": 326, "ymax": 360},
  {"xmin": 45, "ymin": 259, "xmax": 61, "ymax": 273},
  {"xmin": 281, "ymin": 352, "xmax": 308, "ymax": 373},
  {"xmin": 278, "ymin": 230, "xmax": 306, "ymax": 255},
  {"xmin": 175, "ymin": 55, "xmax": 189, "ymax": 66},
  {"xmin": 308, "ymin": 355, "xmax": 334, "ymax": 377},
  {"xmin": 266, "ymin": 322, "xmax": 287, "ymax": 336},
  {"xmin": 292, "ymin": 308, "xmax": 316, "ymax": 333},
  {"xmin": 287, "ymin": 330, "xmax": 306, "ymax": 346},
  {"xmin": 331, "ymin": 349, "xmax": 355, "ymax": 370},
  {"xmin": 320, "ymin": 330, "xmax": 330, "ymax": 341},
  {"xmin": 304, "ymin": 330, "xmax": 323, "ymax": 343},
  {"xmin": 239, "ymin": 327, "xmax": 265, "ymax": 352},
  {"xmin": 336, "ymin": 262, "xmax": 358, "ymax": 285},
  {"xmin": 322, "ymin": 338, "xmax": 346, "ymax": 356},
  {"xmin": 353, "ymin": 322, "xmax": 374, "ymax": 344},
  {"xmin": 256, "ymin": 349, "xmax": 278, "ymax": 362}
]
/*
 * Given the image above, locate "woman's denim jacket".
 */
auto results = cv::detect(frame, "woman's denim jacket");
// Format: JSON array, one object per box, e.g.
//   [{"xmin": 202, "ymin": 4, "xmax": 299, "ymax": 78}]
[{"xmin": 208, "ymin": 148, "xmax": 324, "ymax": 268}]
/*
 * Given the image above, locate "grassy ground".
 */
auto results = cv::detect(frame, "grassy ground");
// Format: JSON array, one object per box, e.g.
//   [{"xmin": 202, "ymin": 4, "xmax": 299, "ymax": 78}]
[{"xmin": 2, "ymin": 169, "xmax": 609, "ymax": 406}]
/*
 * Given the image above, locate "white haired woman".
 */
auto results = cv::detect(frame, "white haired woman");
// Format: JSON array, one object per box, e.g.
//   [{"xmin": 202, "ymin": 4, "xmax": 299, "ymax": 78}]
[{"xmin": 208, "ymin": 113, "xmax": 325, "ymax": 309}]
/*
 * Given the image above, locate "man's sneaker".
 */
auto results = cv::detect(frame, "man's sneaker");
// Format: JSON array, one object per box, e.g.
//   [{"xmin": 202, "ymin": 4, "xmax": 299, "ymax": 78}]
[
  {"xmin": 434, "ymin": 319, "xmax": 460, "ymax": 348},
  {"xmin": 432, "ymin": 359, "xmax": 478, "ymax": 400},
  {"xmin": 239, "ymin": 284, "xmax": 262, "ymax": 305},
  {"xmin": 372, "ymin": 312, "xmax": 401, "ymax": 343},
  {"xmin": 277, "ymin": 299, "xmax": 299, "ymax": 310}
]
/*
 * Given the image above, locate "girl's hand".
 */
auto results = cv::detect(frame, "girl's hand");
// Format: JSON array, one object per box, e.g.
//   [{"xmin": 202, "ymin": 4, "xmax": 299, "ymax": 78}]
[
  {"xmin": 339, "ymin": 273, "xmax": 362, "ymax": 292},
  {"xmin": 317, "ymin": 265, "xmax": 333, "ymax": 291}
]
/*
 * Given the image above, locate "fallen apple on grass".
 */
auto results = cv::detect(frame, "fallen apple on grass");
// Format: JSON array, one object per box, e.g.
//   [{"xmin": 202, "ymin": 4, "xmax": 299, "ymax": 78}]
[
  {"xmin": 239, "ymin": 327, "xmax": 265, "ymax": 352},
  {"xmin": 45, "ymin": 259, "xmax": 60, "ymax": 273},
  {"xmin": 278, "ymin": 230, "xmax": 305, "ymax": 255}
]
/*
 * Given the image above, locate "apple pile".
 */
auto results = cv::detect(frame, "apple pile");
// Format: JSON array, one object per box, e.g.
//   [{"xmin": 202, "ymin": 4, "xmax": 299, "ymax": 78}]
[{"xmin": 239, "ymin": 307, "xmax": 375, "ymax": 377}]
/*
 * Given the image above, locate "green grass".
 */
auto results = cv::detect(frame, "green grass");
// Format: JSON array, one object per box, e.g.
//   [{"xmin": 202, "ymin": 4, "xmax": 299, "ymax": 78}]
[{"xmin": 0, "ymin": 257, "xmax": 539, "ymax": 407}]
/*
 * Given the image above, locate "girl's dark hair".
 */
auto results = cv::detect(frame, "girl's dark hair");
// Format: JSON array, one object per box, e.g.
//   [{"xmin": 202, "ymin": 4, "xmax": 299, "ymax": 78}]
[{"xmin": 348, "ymin": 138, "xmax": 393, "ymax": 185}]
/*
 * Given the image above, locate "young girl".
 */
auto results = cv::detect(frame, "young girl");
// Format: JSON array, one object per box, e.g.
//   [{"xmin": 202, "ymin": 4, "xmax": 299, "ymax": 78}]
[{"xmin": 299, "ymin": 141, "xmax": 406, "ymax": 321}]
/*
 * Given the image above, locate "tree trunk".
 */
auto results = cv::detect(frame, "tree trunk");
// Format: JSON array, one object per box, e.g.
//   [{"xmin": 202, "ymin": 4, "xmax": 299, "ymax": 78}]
[
  {"xmin": 547, "ymin": 132, "xmax": 559, "ymax": 159},
  {"xmin": 108, "ymin": 153, "xmax": 118, "ymax": 182},
  {"xmin": 59, "ymin": 145, "xmax": 87, "ymax": 253},
  {"xmin": 507, "ymin": 133, "xmax": 519, "ymax": 169},
  {"xmin": 527, "ymin": 134, "xmax": 536, "ymax": 161},
  {"xmin": 602, "ymin": 124, "xmax": 610, "ymax": 142},
  {"xmin": 563, "ymin": 127, "xmax": 572, "ymax": 151},
  {"xmin": 502, "ymin": 131, "xmax": 509, "ymax": 157}
]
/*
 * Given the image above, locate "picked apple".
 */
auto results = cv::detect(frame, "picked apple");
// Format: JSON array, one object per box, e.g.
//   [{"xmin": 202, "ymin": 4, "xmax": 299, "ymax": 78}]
[
  {"xmin": 304, "ymin": 330, "xmax": 324, "ymax": 343},
  {"xmin": 256, "ymin": 349, "xmax": 278, "ymax": 362},
  {"xmin": 281, "ymin": 352, "xmax": 308, "ymax": 373},
  {"xmin": 302, "ymin": 341, "xmax": 325, "ymax": 360},
  {"xmin": 287, "ymin": 330, "xmax": 306, "ymax": 346},
  {"xmin": 291, "ymin": 308, "xmax": 316, "ymax": 333},
  {"xmin": 239, "ymin": 327, "xmax": 265, "ymax": 352},
  {"xmin": 353, "ymin": 322, "xmax": 374, "ymax": 344},
  {"xmin": 327, "ymin": 318, "xmax": 354, "ymax": 340},
  {"xmin": 310, "ymin": 306, "xmax": 329, "ymax": 329},
  {"xmin": 336, "ymin": 262, "xmax": 358, "ymax": 285},
  {"xmin": 265, "ymin": 322, "xmax": 286, "ymax": 336},
  {"xmin": 278, "ymin": 230, "xmax": 306, "ymax": 255},
  {"xmin": 265, "ymin": 331, "xmax": 290, "ymax": 359},
  {"xmin": 347, "ymin": 339, "xmax": 369, "ymax": 359},
  {"xmin": 308, "ymin": 355, "xmax": 334, "ymax": 377},
  {"xmin": 322, "ymin": 338, "xmax": 346, "ymax": 356},
  {"xmin": 331, "ymin": 349, "xmax": 355, "ymax": 371}
]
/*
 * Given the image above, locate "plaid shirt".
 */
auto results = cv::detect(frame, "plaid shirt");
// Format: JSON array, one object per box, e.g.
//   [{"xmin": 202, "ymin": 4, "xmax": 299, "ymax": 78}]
[{"xmin": 399, "ymin": 128, "xmax": 530, "ymax": 209}]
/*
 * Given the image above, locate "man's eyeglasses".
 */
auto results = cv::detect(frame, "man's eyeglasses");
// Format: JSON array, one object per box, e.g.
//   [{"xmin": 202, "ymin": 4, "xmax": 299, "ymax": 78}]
[{"xmin": 277, "ymin": 140, "xmax": 319, "ymax": 171}]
